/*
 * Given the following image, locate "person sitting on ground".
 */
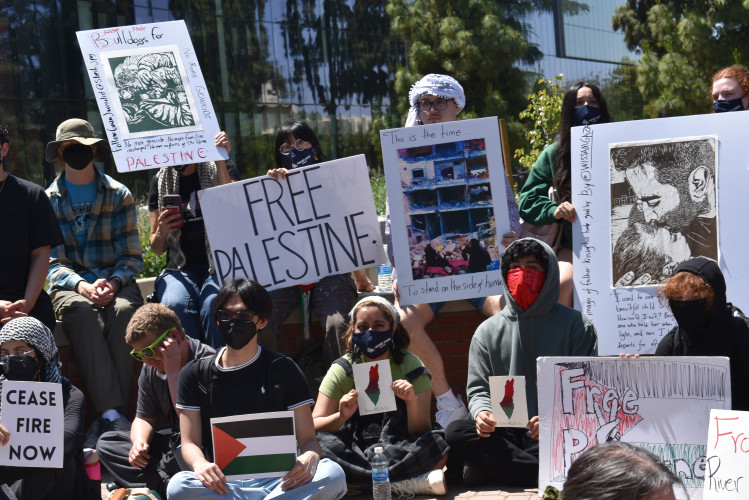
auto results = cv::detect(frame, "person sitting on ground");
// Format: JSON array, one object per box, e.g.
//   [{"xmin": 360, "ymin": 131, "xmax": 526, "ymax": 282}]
[
  {"xmin": 711, "ymin": 65, "xmax": 749, "ymax": 112},
  {"xmin": 0, "ymin": 317, "xmax": 99, "ymax": 500},
  {"xmin": 148, "ymin": 131, "xmax": 236, "ymax": 348},
  {"xmin": 655, "ymin": 257, "xmax": 749, "ymax": 411},
  {"xmin": 263, "ymin": 119, "xmax": 373, "ymax": 365},
  {"xmin": 386, "ymin": 73, "xmax": 520, "ymax": 428},
  {"xmin": 445, "ymin": 238, "xmax": 597, "ymax": 487},
  {"xmin": 0, "ymin": 124, "xmax": 63, "ymax": 331},
  {"xmin": 97, "ymin": 303, "xmax": 215, "ymax": 499},
  {"xmin": 542, "ymin": 442, "xmax": 683, "ymax": 500},
  {"xmin": 518, "ymin": 82, "xmax": 612, "ymax": 307},
  {"xmin": 45, "ymin": 118, "xmax": 144, "ymax": 448},
  {"xmin": 167, "ymin": 278, "xmax": 346, "ymax": 499},
  {"xmin": 312, "ymin": 296, "xmax": 449, "ymax": 496}
]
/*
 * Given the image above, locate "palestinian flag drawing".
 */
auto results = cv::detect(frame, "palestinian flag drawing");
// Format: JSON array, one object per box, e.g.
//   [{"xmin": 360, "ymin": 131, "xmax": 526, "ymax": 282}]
[
  {"xmin": 211, "ymin": 411, "xmax": 297, "ymax": 480},
  {"xmin": 490, "ymin": 375, "xmax": 528, "ymax": 427},
  {"xmin": 353, "ymin": 360, "xmax": 397, "ymax": 415},
  {"xmin": 499, "ymin": 378, "xmax": 515, "ymax": 419},
  {"xmin": 365, "ymin": 363, "xmax": 381, "ymax": 405}
]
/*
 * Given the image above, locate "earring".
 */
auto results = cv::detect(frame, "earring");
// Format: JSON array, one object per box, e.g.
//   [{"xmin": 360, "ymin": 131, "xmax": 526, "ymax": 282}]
[{"xmin": 314, "ymin": 151, "xmax": 318, "ymax": 161}]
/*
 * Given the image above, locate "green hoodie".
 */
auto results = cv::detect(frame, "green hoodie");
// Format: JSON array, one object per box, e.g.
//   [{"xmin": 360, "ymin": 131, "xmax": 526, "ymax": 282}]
[{"xmin": 466, "ymin": 238, "xmax": 597, "ymax": 419}]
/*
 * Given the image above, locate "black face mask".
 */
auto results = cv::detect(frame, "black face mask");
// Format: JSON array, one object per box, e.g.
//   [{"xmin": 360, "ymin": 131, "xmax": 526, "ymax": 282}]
[
  {"xmin": 2, "ymin": 356, "xmax": 39, "ymax": 381},
  {"xmin": 62, "ymin": 144, "xmax": 95, "ymax": 170},
  {"xmin": 714, "ymin": 96, "xmax": 746, "ymax": 113},
  {"xmin": 218, "ymin": 320, "xmax": 258, "ymax": 350},
  {"xmin": 352, "ymin": 328, "xmax": 393, "ymax": 359},
  {"xmin": 173, "ymin": 164, "xmax": 189, "ymax": 173},
  {"xmin": 280, "ymin": 148, "xmax": 316, "ymax": 170},
  {"xmin": 670, "ymin": 299, "xmax": 712, "ymax": 333}
]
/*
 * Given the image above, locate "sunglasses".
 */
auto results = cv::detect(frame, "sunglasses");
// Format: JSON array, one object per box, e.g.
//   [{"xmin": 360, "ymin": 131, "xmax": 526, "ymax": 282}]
[
  {"xmin": 130, "ymin": 327, "xmax": 176, "ymax": 361},
  {"xmin": 216, "ymin": 309, "xmax": 255, "ymax": 323}
]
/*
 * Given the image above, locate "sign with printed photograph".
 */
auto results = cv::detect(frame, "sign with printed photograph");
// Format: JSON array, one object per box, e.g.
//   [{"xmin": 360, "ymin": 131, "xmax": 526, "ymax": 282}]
[
  {"xmin": 211, "ymin": 411, "xmax": 296, "ymax": 480},
  {"xmin": 538, "ymin": 357, "xmax": 731, "ymax": 499},
  {"xmin": 703, "ymin": 409, "xmax": 749, "ymax": 499},
  {"xmin": 490, "ymin": 375, "xmax": 528, "ymax": 428},
  {"xmin": 200, "ymin": 155, "xmax": 386, "ymax": 288},
  {"xmin": 77, "ymin": 20, "xmax": 227, "ymax": 172},
  {"xmin": 353, "ymin": 360, "xmax": 397, "ymax": 415},
  {"xmin": 0, "ymin": 381, "xmax": 64, "ymax": 468},
  {"xmin": 571, "ymin": 111, "xmax": 749, "ymax": 355},
  {"xmin": 380, "ymin": 117, "xmax": 512, "ymax": 306}
]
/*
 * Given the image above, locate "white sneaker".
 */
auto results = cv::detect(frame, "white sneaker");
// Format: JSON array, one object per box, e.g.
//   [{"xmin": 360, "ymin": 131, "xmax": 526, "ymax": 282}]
[
  {"xmin": 435, "ymin": 394, "xmax": 470, "ymax": 429},
  {"xmin": 391, "ymin": 469, "xmax": 447, "ymax": 497}
]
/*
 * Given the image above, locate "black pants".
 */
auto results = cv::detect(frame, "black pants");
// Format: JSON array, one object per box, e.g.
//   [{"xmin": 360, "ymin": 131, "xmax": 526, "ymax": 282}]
[
  {"xmin": 97, "ymin": 429, "xmax": 180, "ymax": 499},
  {"xmin": 445, "ymin": 419, "xmax": 539, "ymax": 487}
]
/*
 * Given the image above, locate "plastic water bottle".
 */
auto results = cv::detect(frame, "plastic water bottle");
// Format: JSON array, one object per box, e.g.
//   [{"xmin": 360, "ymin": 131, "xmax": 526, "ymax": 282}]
[
  {"xmin": 377, "ymin": 264, "xmax": 393, "ymax": 292},
  {"xmin": 371, "ymin": 446, "xmax": 391, "ymax": 499}
]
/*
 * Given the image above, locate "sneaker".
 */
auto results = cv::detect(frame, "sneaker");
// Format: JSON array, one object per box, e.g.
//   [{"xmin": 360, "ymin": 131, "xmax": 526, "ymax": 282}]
[
  {"xmin": 392, "ymin": 469, "xmax": 447, "ymax": 497},
  {"xmin": 435, "ymin": 394, "xmax": 470, "ymax": 429}
]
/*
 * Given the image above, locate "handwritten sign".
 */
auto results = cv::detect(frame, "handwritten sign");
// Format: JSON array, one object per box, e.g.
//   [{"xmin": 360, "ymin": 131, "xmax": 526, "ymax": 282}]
[
  {"xmin": 490, "ymin": 376, "xmax": 528, "ymax": 428},
  {"xmin": 704, "ymin": 409, "xmax": 749, "ymax": 498},
  {"xmin": 0, "ymin": 381, "xmax": 63, "ymax": 468},
  {"xmin": 200, "ymin": 155, "xmax": 386, "ymax": 288},
  {"xmin": 380, "ymin": 117, "xmax": 511, "ymax": 306},
  {"xmin": 538, "ymin": 357, "xmax": 731, "ymax": 499},
  {"xmin": 76, "ymin": 20, "xmax": 227, "ymax": 172},
  {"xmin": 571, "ymin": 111, "xmax": 749, "ymax": 355},
  {"xmin": 353, "ymin": 360, "xmax": 397, "ymax": 415}
]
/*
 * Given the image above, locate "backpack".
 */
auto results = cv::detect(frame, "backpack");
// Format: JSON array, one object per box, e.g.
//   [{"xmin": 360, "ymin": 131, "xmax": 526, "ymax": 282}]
[{"xmin": 518, "ymin": 185, "xmax": 563, "ymax": 252}]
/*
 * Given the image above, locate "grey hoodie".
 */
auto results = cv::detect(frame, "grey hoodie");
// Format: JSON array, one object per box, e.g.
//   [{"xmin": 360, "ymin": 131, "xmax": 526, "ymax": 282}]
[{"xmin": 466, "ymin": 238, "xmax": 598, "ymax": 419}]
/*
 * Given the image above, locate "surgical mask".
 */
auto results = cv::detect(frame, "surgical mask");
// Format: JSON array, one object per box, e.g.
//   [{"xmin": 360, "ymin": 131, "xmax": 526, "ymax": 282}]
[
  {"xmin": 352, "ymin": 329, "xmax": 392, "ymax": 359},
  {"xmin": 713, "ymin": 96, "xmax": 746, "ymax": 113},
  {"xmin": 507, "ymin": 267, "xmax": 546, "ymax": 311},
  {"xmin": 218, "ymin": 320, "xmax": 258, "ymax": 350},
  {"xmin": 281, "ymin": 148, "xmax": 316, "ymax": 169},
  {"xmin": 669, "ymin": 299, "xmax": 712, "ymax": 332},
  {"xmin": 62, "ymin": 144, "xmax": 94, "ymax": 170},
  {"xmin": 2, "ymin": 355, "xmax": 39, "ymax": 381},
  {"xmin": 572, "ymin": 105, "xmax": 602, "ymax": 126}
]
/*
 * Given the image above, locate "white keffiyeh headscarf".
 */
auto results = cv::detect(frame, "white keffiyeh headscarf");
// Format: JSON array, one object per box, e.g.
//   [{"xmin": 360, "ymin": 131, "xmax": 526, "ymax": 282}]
[{"xmin": 405, "ymin": 74, "xmax": 466, "ymax": 127}]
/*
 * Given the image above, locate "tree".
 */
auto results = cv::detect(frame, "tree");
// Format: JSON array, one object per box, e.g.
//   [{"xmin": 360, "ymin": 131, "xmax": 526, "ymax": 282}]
[
  {"xmin": 514, "ymin": 75, "xmax": 563, "ymax": 172},
  {"xmin": 600, "ymin": 59, "xmax": 647, "ymax": 122},
  {"xmin": 613, "ymin": 1, "xmax": 749, "ymax": 116}
]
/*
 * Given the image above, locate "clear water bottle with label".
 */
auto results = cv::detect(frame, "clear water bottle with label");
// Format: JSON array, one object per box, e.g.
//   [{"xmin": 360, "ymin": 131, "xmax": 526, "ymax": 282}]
[
  {"xmin": 377, "ymin": 264, "xmax": 392, "ymax": 292},
  {"xmin": 371, "ymin": 446, "xmax": 391, "ymax": 499}
]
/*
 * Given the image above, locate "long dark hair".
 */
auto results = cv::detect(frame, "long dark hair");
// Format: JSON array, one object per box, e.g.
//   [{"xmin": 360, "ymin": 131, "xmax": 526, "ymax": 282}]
[
  {"xmin": 273, "ymin": 119, "xmax": 327, "ymax": 168},
  {"xmin": 555, "ymin": 82, "xmax": 611, "ymax": 202}
]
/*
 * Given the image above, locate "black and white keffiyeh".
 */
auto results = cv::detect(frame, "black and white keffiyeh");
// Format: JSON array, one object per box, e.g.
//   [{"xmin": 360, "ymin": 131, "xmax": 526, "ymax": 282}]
[{"xmin": 405, "ymin": 73, "xmax": 466, "ymax": 127}]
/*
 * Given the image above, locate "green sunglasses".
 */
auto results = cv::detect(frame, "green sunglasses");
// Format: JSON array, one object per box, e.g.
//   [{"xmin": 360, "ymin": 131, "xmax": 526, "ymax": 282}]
[{"xmin": 130, "ymin": 327, "xmax": 176, "ymax": 361}]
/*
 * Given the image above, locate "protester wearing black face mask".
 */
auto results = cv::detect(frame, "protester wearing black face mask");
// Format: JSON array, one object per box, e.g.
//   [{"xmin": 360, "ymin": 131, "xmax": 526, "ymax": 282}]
[
  {"xmin": 0, "ymin": 317, "xmax": 98, "ymax": 499},
  {"xmin": 656, "ymin": 257, "xmax": 749, "ymax": 411},
  {"xmin": 711, "ymin": 65, "xmax": 749, "ymax": 113}
]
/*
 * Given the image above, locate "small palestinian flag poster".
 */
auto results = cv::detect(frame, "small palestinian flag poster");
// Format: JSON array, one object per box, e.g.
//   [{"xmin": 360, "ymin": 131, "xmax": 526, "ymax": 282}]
[
  {"xmin": 211, "ymin": 411, "xmax": 296, "ymax": 480},
  {"xmin": 490, "ymin": 375, "xmax": 528, "ymax": 427},
  {"xmin": 353, "ymin": 360, "xmax": 396, "ymax": 415}
]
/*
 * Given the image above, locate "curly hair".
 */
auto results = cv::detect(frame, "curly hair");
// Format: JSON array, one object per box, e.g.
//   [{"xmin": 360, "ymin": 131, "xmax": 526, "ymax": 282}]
[
  {"xmin": 500, "ymin": 239, "xmax": 549, "ymax": 282},
  {"xmin": 658, "ymin": 270, "xmax": 715, "ymax": 310},
  {"xmin": 342, "ymin": 298, "xmax": 410, "ymax": 364},
  {"xmin": 711, "ymin": 66, "xmax": 749, "ymax": 101}
]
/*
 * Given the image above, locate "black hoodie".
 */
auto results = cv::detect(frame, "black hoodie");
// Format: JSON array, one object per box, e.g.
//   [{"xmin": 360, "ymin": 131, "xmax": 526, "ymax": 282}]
[{"xmin": 655, "ymin": 257, "xmax": 749, "ymax": 410}]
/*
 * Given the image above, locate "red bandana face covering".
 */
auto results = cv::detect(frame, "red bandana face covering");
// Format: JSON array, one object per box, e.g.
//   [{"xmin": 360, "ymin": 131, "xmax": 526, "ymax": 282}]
[{"xmin": 507, "ymin": 267, "xmax": 547, "ymax": 310}]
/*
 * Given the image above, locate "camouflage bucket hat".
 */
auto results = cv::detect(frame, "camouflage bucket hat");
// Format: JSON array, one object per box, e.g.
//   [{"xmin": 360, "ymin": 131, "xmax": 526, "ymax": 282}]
[{"xmin": 45, "ymin": 118, "xmax": 111, "ymax": 163}]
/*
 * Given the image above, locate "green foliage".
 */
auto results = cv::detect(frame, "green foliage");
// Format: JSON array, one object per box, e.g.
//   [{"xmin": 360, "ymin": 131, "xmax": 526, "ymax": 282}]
[
  {"xmin": 369, "ymin": 172, "xmax": 387, "ymax": 216},
  {"xmin": 613, "ymin": 1, "xmax": 749, "ymax": 116},
  {"xmin": 135, "ymin": 207, "xmax": 165, "ymax": 279},
  {"xmin": 514, "ymin": 75, "xmax": 563, "ymax": 171},
  {"xmin": 601, "ymin": 60, "xmax": 649, "ymax": 121}
]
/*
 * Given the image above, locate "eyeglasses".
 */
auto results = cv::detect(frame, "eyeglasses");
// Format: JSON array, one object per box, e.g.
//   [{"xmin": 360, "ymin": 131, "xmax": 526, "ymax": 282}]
[
  {"xmin": 279, "ymin": 139, "xmax": 310, "ymax": 155},
  {"xmin": 217, "ymin": 309, "xmax": 255, "ymax": 323},
  {"xmin": 0, "ymin": 348, "xmax": 35, "ymax": 363},
  {"xmin": 418, "ymin": 99, "xmax": 449, "ymax": 112},
  {"xmin": 130, "ymin": 327, "xmax": 175, "ymax": 361}
]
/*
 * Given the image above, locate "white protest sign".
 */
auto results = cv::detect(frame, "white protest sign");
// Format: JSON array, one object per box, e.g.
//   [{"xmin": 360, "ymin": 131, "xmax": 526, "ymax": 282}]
[
  {"xmin": 538, "ymin": 357, "xmax": 731, "ymax": 499},
  {"xmin": 704, "ymin": 409, "xmax": 749, "ymax": 498},
  {"xmin": 490, "ymin": 375, "xmax": 528, "ymax": 428},
  {"xmin": 380, "ymin": 117, "xmax": 511, "ymax": 306},
  {"xmin": 201, "ymin": 155, "xmax": 386, "ymax": 288},
  {"xmin": 353, "ymin": 360, "xmax": 397, "ymax": 415},
  {"xmin": 76, "ymin": 20, "xmax": 227, "ymax": 172},
  {"xmin": 571, "ymin": 111, "xmax": 749, "ymax": 355},
  {"xmin": 0, "ymin": 381, "xmax": 63, "ymax": 468},
  {"xmin": 211, "ymin": 411, "xmax": 296, "ymax": 480}
]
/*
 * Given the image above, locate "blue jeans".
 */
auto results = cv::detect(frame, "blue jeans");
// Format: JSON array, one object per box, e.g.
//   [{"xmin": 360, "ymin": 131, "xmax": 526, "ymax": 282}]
[
  {"xmin": 156, "ymin": 269, "xmax": 222, "ymax": 348},
  {"xmin": 428, "ymin": 297, "xmax": 487, "ymax": 316},
  {"xmin": 166, "ymin": 458, "xmax": 346, "ymax": 499}
]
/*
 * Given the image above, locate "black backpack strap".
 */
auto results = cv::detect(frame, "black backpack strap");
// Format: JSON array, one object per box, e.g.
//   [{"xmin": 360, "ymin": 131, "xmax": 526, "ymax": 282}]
[
  {"xmin": 267, "ymin": 352, "xmax": 290, "ymax": 411},
  {"xmin": 196, "ymin": 354, "xmax": 217, "ymax": 460},
  {"xmin": 405, "ymin": 366, "xmax": 431, "ymax": 384},
  {"xmin": 333, "ymin": 356, "xmax": 353, "ymax": 377}
]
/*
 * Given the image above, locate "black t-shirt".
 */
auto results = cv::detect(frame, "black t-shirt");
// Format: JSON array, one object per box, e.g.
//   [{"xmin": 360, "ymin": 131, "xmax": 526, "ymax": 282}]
[
  {"xmin": 147, "ymin": 161, "xmax": 240, "ymax": 270},
  {"xmin": 0, "ymin": 174, "xmax": 64, "ymax": 299},
  {"xmin": 176, "ymin": 346, "xmax": 313, "ymax": 455}
]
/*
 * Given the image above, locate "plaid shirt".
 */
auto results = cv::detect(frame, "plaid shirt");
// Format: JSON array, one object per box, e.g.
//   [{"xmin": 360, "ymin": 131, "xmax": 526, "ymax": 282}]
[{"xmin": 46, "ymin": 168, "xmax": 143, "ymax": 291}]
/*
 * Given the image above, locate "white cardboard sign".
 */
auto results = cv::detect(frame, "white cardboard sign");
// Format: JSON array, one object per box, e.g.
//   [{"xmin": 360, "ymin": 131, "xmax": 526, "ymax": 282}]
[
  {"xmin": 704, "ymin": 409, "xmax": 749, "ymax": 498},
  {"xmin": 380, "ymin": 117, "xmax": 511, "ymax": 306},
  {"xmin": 538, "ymin": 357, "xmax": 731, "ymax": 499},
  {"xmin": 490, "ymin": 375, "xmax": 528, "ymax": 428},
  {"xmin": 353, "ymin": 360, "xmax": 397, "ymax": 415},
  {"xmin": 76, "ymin": 20, "xmax": 227, "ymax": 172},
  {"xmin": 571, "ymin": 111, "xmax": 749, "ymax": 355},
  {"xmin": 201, "ymin": 155, "xmax": 386, "ymax": 288},
  {"xmin": 0, "ymin": 381, "xmax": 64, "ymax": 468}
]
